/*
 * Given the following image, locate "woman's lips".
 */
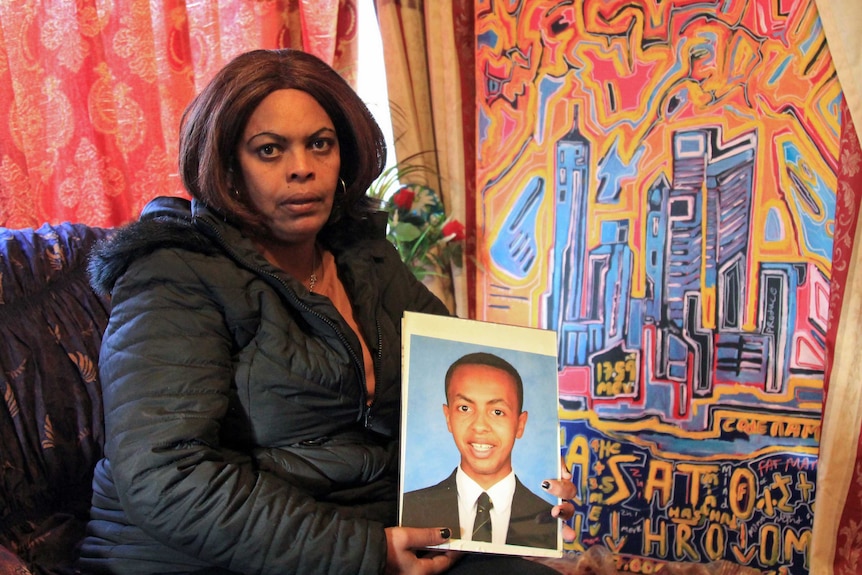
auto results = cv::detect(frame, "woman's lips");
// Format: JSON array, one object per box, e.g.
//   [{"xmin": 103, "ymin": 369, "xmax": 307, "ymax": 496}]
[
  {"xmin": 279, "ymin": 195, "xmax": 321, "ymax": 213},
  {"xmin": 281, "ymin": 193, "xmax": 320, "ymax": 204}
]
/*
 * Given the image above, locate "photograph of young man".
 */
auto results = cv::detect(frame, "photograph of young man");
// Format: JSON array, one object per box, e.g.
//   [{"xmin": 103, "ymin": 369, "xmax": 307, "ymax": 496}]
[{"xmin": 401, "ymin": 352, "xmax": 557, "ymax": 550}]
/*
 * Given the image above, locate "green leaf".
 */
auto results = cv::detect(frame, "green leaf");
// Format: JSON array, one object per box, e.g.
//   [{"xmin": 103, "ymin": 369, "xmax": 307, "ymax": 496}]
[
  {"xmin": 389, "ymin": 222, "xmax": 422, "ymax": 242},
  {"xmin": 367, "ymin": 151, "xmax": 437, "ymax": 200}
]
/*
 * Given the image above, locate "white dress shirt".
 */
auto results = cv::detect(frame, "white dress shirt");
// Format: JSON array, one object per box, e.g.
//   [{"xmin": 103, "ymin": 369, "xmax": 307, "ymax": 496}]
[{"xmin": 455, "ymin": 466, "xmax": 516, "ymax": 546}]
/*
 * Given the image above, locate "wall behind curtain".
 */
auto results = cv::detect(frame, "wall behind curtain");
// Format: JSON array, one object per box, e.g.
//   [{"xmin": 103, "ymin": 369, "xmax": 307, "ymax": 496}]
[
  {"xmin": 475, "ymin": 1, "xmax": 838, "ymax": 573},
  {"xmin": 0, "ymin": 0, "xmax": 357, "ymax": 228}
]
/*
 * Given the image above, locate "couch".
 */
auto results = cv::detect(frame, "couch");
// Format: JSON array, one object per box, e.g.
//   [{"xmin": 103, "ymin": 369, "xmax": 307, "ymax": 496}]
[
  {"xmin": 0, "ymin": 222, "xmax": 112, "ymax": 574},
  {"xmin": 0, "ymin": 222, "xmax": 758, "ymax": 575}
]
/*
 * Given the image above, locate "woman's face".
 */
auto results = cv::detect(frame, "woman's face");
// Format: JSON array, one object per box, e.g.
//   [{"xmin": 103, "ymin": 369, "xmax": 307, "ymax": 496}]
[{"xmin": 236, "ymin": 89, "xmax": 341, "ymax": 246}]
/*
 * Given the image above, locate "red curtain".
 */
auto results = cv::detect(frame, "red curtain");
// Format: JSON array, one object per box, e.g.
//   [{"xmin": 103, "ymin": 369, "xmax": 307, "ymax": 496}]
[
  {"xmin": 0, "ymin": 0, "xmax": 358, "ymax": 229},
  {"xmin": 452, "ymin": 0, "xmax": 476, "ymax": 319},
  {"xmin": 826, "ymin": 97, "xmax": 862, "ymax": 575},
  {"xmin": 825, "ymin": 103, "xmax": 862, "ymax": 409}
]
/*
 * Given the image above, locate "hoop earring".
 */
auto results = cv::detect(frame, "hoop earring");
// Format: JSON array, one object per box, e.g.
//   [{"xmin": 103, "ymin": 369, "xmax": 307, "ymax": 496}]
[{"xmin": 337, "ymin": 178, "xmax": 346, "ymax": 195}]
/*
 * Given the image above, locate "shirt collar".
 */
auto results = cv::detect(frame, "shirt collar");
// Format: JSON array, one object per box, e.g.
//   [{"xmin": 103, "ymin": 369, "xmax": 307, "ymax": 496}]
[{"xmin": 455, "ymin": 466, "xmax": 516, "ymax": 512}]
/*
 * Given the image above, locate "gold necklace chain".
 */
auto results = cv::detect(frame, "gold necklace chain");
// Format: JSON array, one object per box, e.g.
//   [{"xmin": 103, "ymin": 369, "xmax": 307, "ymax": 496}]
[{"xmin": 307, "ymin": 247, "xmax": 319, "ymax": 292}]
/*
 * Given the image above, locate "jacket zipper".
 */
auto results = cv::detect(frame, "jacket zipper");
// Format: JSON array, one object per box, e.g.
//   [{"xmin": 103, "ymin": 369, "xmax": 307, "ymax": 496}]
[
  {"xmin": 196, "ymin": 218, "xmax": 372, "ymax": 426},
  {"xmin": 364, "ymin": 321, "xmax": 384, "ymax": 429}
]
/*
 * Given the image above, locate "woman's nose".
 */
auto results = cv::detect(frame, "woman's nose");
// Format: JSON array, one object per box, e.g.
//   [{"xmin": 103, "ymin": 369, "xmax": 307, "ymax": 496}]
[{"xmin": 288, "ymin": 150, "xmax": 313, "ymax": 181}]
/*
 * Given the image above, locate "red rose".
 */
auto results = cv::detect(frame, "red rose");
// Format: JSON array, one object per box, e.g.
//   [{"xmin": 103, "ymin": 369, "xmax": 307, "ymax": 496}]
[
  {"xmin": 392, "ymin": 187, "xmax": 415, "ymax": 211},
  {"xmin": 442, "ymin": 220, "xmax": 466, "ymax": 241}
]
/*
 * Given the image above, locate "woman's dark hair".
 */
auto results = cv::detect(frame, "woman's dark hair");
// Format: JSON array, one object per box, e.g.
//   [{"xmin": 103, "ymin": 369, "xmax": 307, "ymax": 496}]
[{"xmin": 178, "ymin": 49, "xmax": 386, "ymax": 240}]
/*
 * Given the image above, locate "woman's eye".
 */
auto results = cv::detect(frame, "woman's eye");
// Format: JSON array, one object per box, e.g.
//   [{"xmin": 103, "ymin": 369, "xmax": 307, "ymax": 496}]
[
  {"xmin": 311, "ymin": 137, "xmax": 334, "ymax": 152},
  {"xmin": 257, "ymin": 144, "xmax": 280, "ymax": 159}
]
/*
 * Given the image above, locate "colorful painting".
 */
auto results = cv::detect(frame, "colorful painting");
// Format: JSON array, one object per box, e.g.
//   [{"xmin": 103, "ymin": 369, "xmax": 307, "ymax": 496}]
[{"xmin": 474, "ymin": 1, "xmax": 839, "ymax": 573}]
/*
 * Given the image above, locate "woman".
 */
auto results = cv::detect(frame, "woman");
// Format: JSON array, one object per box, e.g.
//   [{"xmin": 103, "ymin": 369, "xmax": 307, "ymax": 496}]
[{"xmin": 79, "ymin": 49, "xmax": 568, "ymax": 575}]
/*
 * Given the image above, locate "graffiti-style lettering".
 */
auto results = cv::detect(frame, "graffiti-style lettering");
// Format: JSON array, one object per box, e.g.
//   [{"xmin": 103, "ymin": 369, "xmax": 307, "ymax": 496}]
[
  {"xmin": 674, "ymin": 523, "xmax": 700, "ymax": 562},
  {"xmin": 566, "ymin": 434, "xmax": 590, "ymax": 501},
  {"xmin": 563, "ymin": 430, "xmax": 814, "ymax": 569},
  {"xmin": 603, "ymin": 511, "xmax": 627, "ymax": 553},
  {"xmin": 765, "ymin": 286, "xmax": 778, "ymax": 334},
  {"xmin": 721, "ymin": 417, "xmax": 768, "ymax": 436},
  {"xmin": 641, "ymin": 518, "xmax": 668, "ymax": 557},
  {"xmin": 768, "ymin": 421, "xmax": 821, "ymax": 441},
  {"xmin": 605, "ymin": 455, "xmax": 638, "ymax": 505},
  {"xmin": 588, "ymin": 503, "xmax": 603, "ymax": 536},
  {"xmin": 705, "ymin": 507, "xmax": 738, "ymax": 529},
  {"xmin": 593, "ymin": 438, "xmax": 621, "ymax": 458},
  {"xmin": 784, "ymin": 528, "xmax": 811, "ymax": 570},
  {"xmin": 595, "ymin": 358, "xmax": 638, "ymax": 396},
  {"xmin": 568, "ymin": 512, "xmax": 586, "ymax": 553},
  {"xmin": 676, "ymin": 463, "xmax": 719, "ymax": 506},
  {"xmin": 704, "ymin": 523, "xmax": 725, "ymax": 562},
  {"xmin": 758, "ymin": 458, "xmax": 780, "ymax": 474},
  {"xmin": 761, "ymin": 484, "xmax": 777, "ymax": 516},
  {"xmin": 729, "ymin": 467, "xmax": 757, "ymax": 520},
  {"xmin": 783, "ymin": 457, "xmax": 816, "ymax": 471},
  {"xmin": 770, "ymin": 473, "xmax": 794, "ymax": 513},
  {"xmin": 732, "ymin": 521, "xmax": 758, "ymax": 564},
  {"xmin": 624, "ymin": 556, "xmax": 660, "ymax": 574},
  {"xmin": 797, "ymin": 472, "xmax": 815, "ymax": 502},
  {"xmin": 644, "ymin": 460, "xmax": 673, "ymax": 506},
  {"xmin": 760, "ymin": 524, "xmax": 781, "ymax": 565}
]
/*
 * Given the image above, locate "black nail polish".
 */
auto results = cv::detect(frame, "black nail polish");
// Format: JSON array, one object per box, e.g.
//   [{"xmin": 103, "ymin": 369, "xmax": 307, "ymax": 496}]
[
  {"xmin": 440, "ymin": 527, "xmax": 451, "ymax": 539},
  {"xmin": 541, "ymin": 480, "xmax": 550, "ymax": 489}
]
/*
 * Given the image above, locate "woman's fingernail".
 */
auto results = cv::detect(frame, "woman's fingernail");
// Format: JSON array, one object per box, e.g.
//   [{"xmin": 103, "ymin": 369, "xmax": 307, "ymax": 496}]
[
  {"xmin": 440, "ymin": 528, "xmax": 451, "ymax": 539},
  {"xmin": 542, "ymin": 480, "xmax": 551, "ymax": 489}
]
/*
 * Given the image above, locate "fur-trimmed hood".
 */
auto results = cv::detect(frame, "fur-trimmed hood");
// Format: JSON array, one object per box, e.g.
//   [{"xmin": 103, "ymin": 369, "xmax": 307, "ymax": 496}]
[
  {"xmin": 88, "ymin": 196, "xmax": 387, "ymax": 297},
  {"xmin": 88, "ymin": 197, "xmax": 219, "ymax": 296}
]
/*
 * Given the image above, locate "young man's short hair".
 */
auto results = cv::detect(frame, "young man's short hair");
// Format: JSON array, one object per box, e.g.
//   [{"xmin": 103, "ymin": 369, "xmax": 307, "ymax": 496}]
[{"xmin": 444, "ymin": 352, "xmax": 524, "ymax": 412}]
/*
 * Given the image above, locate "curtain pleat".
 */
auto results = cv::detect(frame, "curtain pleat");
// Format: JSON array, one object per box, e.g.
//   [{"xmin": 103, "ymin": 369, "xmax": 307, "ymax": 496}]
[
  {"xmin": 809, "ymin": 1, "xmax": 862, "ymax": 572},
  {"xmin": 375, "ymin": 0, "xmax": 440, "ymax": 187},
  {"xmin": 374, "ymin": 0, "xmax": 471, "ymax": 315},
  {"xmin": 299, "ymin": 0, "xmax": 340, "ymax": 65},
  {"xmin": 811, "ymin": 97, "xmax": 862, "ymax": 575},
  {"xmin": 423, "ymin": 2, "xmax": 469, "ymax": 317}
]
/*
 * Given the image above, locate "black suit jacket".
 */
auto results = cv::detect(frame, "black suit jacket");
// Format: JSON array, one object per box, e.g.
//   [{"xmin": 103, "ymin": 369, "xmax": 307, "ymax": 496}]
[{"xmin": 401, "ymin": 469, "xmax": 557, "ymax": 549}]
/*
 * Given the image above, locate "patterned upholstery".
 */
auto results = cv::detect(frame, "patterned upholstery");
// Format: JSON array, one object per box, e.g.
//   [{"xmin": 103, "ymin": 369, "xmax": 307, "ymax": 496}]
[{"xmin": 0, "ymin": 223, "xmax": 112, "ymax": 574}]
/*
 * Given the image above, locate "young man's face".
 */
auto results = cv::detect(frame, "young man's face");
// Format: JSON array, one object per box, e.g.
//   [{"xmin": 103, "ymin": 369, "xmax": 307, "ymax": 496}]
[{"xmin": 443, "ymin": 363, "xmax": 528, "ymax": 489}]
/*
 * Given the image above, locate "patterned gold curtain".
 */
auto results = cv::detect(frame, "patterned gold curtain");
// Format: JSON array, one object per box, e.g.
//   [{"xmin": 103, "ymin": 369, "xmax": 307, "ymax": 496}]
[
  {"xmin": 810, "ymin": 1, "xmax": 862, "ymax": 573},
  {"xmin": 374, "ymin": 0, "xmax": 474, "ymax": 316},
  {"xmin": 0, "ymin": 0, "xmax": 358, "ymax": 229}
]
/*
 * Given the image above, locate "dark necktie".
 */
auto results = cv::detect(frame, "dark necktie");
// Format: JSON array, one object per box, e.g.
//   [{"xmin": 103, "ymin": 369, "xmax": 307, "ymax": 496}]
[{"xmin": 472, "ymin": 491, "xmax": 493, "ymax": 542}]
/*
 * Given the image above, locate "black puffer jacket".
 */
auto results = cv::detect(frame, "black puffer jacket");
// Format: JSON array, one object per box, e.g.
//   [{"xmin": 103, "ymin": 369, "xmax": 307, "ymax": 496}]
[{"xmin": 78, "ymin": 197, "xmax": 449, "ymax": 575}]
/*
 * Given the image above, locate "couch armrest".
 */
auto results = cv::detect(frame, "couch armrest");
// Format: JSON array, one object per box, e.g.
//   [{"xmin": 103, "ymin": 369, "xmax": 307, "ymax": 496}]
[
  {"xmin": 0, "ymin": 222, "xmax": 113, "ymax": 573},
  {"xmin": 0, "ymin": 544, "xmax": 34, "ymax": 575}
]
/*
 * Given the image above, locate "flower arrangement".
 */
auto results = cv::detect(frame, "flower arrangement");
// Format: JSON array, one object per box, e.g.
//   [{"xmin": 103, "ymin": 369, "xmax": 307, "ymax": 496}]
[{"xmin": 385, "ymin": 183, "xmax": 465, "ymax": 281}]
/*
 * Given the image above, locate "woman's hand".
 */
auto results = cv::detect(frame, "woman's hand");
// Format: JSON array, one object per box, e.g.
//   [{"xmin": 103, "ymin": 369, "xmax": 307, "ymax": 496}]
[
  {"xmin": 542, "ymin": 459, "xmax": 580, "ymax": 543},
  {"xmin": 383, "ymin": 527, "xmax": 459, "ymax": 574}
]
